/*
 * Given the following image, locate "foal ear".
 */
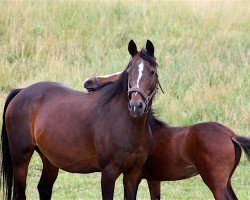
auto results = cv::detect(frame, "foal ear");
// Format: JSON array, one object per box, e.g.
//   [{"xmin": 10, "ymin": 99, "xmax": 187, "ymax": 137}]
[
  {"xmin": 128, "ymin": 40, "xmax": 138, "ymax": 57},
  {"xmin": 146, "ymin": 39, "xmax": 154, "ymax": 56}
]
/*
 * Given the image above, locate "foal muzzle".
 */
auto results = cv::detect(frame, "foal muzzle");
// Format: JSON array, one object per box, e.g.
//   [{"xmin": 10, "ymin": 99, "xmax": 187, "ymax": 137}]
[{"xmin": 83, "ymin": 77, "xmax": 100, "ymax": 92}]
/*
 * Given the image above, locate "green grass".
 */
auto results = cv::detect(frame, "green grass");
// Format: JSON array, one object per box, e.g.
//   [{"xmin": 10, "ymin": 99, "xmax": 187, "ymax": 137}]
[{"xmin": 0, "ymin": 1, "xmax": 250, "ymax": 199}]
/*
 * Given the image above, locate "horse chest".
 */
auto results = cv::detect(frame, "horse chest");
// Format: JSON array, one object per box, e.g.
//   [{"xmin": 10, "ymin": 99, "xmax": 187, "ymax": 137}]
[{"xmin": 95, "ymin": 131, "xmax": 151, "ymax": 170}]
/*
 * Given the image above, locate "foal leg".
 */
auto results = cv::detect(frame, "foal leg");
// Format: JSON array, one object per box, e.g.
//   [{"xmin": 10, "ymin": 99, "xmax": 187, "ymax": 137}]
[
  {"xmin": 227, "ymin": 182, "xmax": 238, "ymax": 200},
  {"xmin": 37, "ymin": 152, "xmax": 59, "ymax": 200},
  {"xmin": 147, "ymin": 180, "xmax": 160, "ymax": 200},
  {"xmin": 101, "ymin": 165, "xmax": 120, "ymax": 200},
  {"xmin": 226, "ymin": 141, "xmax": 241, "ymax": 200},
  {"xmin": 199, "ymin": 165, "xmax": 233, "ymax": 200},
  {"xmin": 199, "ymin": 163, "xmax": 234, "ymax": 200}
]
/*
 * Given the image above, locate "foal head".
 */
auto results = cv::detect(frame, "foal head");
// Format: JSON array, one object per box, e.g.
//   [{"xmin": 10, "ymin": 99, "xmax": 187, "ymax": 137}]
[
  {"xmin": 84, "ymin": 72, "xmax": 121, "ymax": 92},
  {"xmin": 127, "ymin": 40, "xmax": 159, "ymax": 117}
]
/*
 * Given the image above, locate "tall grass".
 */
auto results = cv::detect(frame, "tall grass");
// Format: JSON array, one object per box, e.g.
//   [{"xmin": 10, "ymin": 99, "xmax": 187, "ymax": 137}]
[{"xmin": 0, "ymin": 1, "xmax": 250, "ymax": 199}]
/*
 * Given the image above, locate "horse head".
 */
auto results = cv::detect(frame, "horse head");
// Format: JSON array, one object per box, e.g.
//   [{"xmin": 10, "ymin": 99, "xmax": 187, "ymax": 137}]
[{"xmin": 126, "ymin": 40, "xmax": 159, "ymax": 117}]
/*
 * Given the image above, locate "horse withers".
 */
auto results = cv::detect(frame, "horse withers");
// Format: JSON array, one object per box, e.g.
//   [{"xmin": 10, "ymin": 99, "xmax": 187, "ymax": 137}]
[
  {"xmin": 84, "ymin": 72, "xmax": 250, "ymax": 200},
  {"xmin": 1, "ymin": 40, "xmax": 160, "ymax": 200}
]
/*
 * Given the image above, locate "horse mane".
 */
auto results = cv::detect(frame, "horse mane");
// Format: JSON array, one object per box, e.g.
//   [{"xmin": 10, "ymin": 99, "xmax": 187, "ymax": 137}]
[
  {"xmin": 101, "ymin": 48, "xmax": 157, "ymax": 104},
  {"xmin": 101, "ymin": 68, "xmax": 128, "ymax": 104},
  {"xmin": 149, "ymin": 112, "xmax": 168, "ymax": 131}
]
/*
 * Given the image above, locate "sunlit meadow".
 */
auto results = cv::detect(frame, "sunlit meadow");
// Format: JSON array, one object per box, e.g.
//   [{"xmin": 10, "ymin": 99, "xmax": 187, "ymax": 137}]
[{"xmin": 0, "ymin": 1, "xmax": 250, "ymax": 199}]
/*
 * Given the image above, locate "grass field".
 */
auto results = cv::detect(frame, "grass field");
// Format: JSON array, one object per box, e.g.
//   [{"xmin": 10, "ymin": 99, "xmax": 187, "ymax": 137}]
[{"xmin": 0, "ymin": 1, "xmax": 250, "ymax": 199}]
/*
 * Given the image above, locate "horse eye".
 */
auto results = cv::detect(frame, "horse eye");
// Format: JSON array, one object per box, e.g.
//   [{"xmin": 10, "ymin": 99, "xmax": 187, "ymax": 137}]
[{"xmin": 150, "ymin": 71, "xmax": 156, "ymax": 75}]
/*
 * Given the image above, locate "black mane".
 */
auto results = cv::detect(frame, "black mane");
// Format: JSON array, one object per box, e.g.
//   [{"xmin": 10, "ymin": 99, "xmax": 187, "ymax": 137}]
[{"xmin": 149, "ymin": 112, "xmax": 168, "ymax": 131}]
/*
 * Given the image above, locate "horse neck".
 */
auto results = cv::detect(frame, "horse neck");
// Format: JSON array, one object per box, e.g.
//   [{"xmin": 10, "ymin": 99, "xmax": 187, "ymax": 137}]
[
  {"xmin": 151, "ymin": 118, "xmax": 173, "ymax": 136},
  {"xmin": 131, "ymin": 112, "xmax": 151, "ymax": 132},
  {"xmin": 115, "ymin": 92, "xmax": 151, "ymax": 133}
]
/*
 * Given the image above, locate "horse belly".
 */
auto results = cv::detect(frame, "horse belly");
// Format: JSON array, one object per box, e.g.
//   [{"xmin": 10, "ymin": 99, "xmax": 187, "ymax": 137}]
[
  {"xmin": 161, "ymin": 165, "xmax": 198, "ymax": 180},
  {"xmin": 143, "ymin": 161, "xmax": 198, "ymax": 181},
  {"xmin": 36, "ymin": 126, "xmax": 101, "ymax": 173},
  {"xmin": 143, "ymin": 146, "xmax": 198, "ymax": 181},
  {"xmin": 38, "ymin": 141, "xmax": 101, "ymax": 173}
]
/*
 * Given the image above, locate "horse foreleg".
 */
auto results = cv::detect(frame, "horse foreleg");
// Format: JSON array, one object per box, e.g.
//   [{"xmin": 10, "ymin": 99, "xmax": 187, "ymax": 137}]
[
  {"xmin": 123, "ymin": 167, "xmax": 143, "ymax": 200},
  {"xmin": 37, "ymin": 152, "xmax": 59, "ymax": 200},
  {"xmin": 101, "ymin": 165, "xmax": 120, "ymax": 200},
  {"xmin": 147, "ymin": 180, "xmax": 160, "ymax": 200}
]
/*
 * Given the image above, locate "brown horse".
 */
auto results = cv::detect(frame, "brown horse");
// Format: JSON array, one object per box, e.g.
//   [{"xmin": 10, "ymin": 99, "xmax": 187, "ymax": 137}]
[
  {"xmin": 84, "ymin": 73, "xmax": 250, "ymax": 200},
  {"xmin": 1, "ymin": 40, "xmax": 161, "ymax": 200}
]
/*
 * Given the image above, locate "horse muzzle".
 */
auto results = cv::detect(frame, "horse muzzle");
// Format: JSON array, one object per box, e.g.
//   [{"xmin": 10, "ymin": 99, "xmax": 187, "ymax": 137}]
[
  {"xmin": 83, "ymin": 78, "xmax": 99, "ymax": 92},
  {"xmin": 128, "ymin": 100, "xmax": 146, "ymax": 117}
]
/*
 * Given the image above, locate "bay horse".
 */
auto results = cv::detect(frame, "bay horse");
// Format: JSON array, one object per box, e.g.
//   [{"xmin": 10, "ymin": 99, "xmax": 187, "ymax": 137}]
[
  {"xmin": 84, "ymin": 72, "xmax": 250, "ymax": 200},
  {"xmin": 1, "ymin": 40, "xmax": 160, "ymax": 200}
]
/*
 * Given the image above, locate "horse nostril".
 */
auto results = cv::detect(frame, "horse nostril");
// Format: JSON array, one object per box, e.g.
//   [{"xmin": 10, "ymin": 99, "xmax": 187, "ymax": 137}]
[
  {"xmin": 138, "ymin": 102, "xmax": 143, "ymax": 109},
  {"xmin": 86, "ymin": 80, "xmax": 93, "ymax": 85}
]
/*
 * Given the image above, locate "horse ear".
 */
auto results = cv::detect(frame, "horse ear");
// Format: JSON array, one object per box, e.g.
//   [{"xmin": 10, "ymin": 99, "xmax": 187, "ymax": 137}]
[
  {"xmin": 128, "ymin": 40, "xmax": 138, "ymax": 57},
  {"xmin": 146, "ymin": 40, "xmax": 154, "ymax": 56}
]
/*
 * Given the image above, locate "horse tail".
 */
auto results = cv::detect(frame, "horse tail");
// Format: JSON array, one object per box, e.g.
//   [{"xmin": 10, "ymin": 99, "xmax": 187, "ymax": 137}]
[
  {"xmin": 233, "ymin": 135, "xmax": 250, "ymax": 162},
  {"xmin": 1, "ymin": 88, "xmax": 22, "ymax": 200}
]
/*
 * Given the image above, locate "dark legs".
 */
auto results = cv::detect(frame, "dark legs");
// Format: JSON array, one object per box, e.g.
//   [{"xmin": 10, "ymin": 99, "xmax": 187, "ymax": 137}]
[
  {"xmin": 225, "ymin": 140, "xmax": 241, "ymax": 200},
  {"xmin": 101, "ymin": 165, "xmax": 120, "ymax": 200},
  {"xmin": 37, "ymin": 153, "xmax": 59, "ymax": 200},
  {"xmin": 12, "ymin": 151, "xmax": 34, "ymax": 200},
  {"xmin": 147, "ymin": 180, "xmax": 160, "ymax": 200},
  {"xmin": 123, "ymin": 168, "xmax": 143, "ymax": 200},
  {"xmin": 227, "ymin": 182, "xmax": 238, "ymax": 200}
]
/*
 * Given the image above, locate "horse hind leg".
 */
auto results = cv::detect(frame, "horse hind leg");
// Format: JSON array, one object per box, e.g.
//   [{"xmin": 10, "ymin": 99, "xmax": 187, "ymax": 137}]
[
  {"xmin": 5, "ymin": 129, "xmax": 35, "ymax": 200},
  {"xmin": 226, "ymin": 140, "xmax": 242, "ymax": 200},
  {"xmin": 227, "ymin": 182, "xmax": 238, "ymax": 200},
  {"xmin": 197, "ymin": 157, "xmax": 233, "ymax": 199},
  {"xmin": 36, "ymin": 149, "xmax": 59, "ymax": 200},
  {"xmin": 12, "ymin": 147, "xmax": 35, "ymax": 200},
  {"xmin": 199, "ymin": 175, "xmax": 230, "ymax": 200}
]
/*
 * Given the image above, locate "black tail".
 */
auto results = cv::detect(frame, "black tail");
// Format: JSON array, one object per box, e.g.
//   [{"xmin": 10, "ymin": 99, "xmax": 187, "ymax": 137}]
[
  {"xmin": 1, "ymin": 88, "xmax": 22, "ymax": 200},
  {"xmin": 235, "ymin": 135, "xmax": 250, "ymax": 162}
]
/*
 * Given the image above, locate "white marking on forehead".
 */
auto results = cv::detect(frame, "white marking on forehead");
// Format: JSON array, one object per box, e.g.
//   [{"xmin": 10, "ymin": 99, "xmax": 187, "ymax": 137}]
[
  {"xmin": 98, "ymin": 71, "xmax": 121, "ymax": 78},
  {"xmin": 136, "ymin": 62, "xmax": 144, "ymax": 88}
]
